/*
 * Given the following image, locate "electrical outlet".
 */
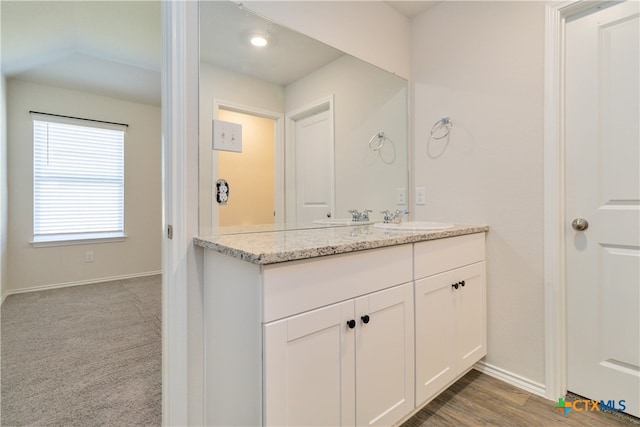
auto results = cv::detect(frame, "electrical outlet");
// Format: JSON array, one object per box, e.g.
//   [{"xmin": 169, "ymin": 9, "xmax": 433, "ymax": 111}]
[
  {"xmin": 397, "ymin": 188, "xmax": 407, "ymax": 205},
  {"xmin": 416, "ymin": 187, "xmax": 426, "ymax": 205},
  {"xmin": 85, "ymin": 251, "xmax": 94, "ymax": 263},
  {"xmin": 216, "ymin": 179, "xmax": 229, "ymax": 205},
  {"xmin": 212, "ymin": 119, "xmax": 242, "ymax": 152}
]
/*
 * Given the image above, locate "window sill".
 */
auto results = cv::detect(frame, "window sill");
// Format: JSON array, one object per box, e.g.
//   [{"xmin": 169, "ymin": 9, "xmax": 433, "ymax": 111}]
[{"xmin": 31, "ymin": 233, "xmax": 127, "ymax": 248}]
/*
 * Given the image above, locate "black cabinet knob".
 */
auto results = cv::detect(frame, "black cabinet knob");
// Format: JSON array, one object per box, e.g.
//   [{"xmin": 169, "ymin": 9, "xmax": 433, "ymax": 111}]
[
  {"xmin": 361, "ymin": 315, "xmax": 370, "ymax": 324},
  {"xmin": 347, "ymin": 319, "xmax": 356, "ymax": 329},
  {"xmin": 460, "ymin": 280, "xmax": 466, "ymax": 287},
  {"xmin": 452, "ymin": 283, "xmax": 459, "ymax": 290}
]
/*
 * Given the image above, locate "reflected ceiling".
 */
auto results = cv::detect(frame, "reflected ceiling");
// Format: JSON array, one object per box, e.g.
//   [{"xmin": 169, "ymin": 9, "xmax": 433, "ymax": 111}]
[{"xmin": 199, "ymin": 1, "xmax": 344, "ymax": 86}]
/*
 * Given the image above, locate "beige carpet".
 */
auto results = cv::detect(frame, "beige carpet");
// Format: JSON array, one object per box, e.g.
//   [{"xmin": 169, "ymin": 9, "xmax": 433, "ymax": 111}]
[{"xmin": 1, "ymin": 275, "xmax": 161, "ymax": 426}]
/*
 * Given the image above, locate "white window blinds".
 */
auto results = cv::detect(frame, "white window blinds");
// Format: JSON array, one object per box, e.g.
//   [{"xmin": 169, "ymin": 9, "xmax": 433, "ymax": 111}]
[{"xmin": 32, "ymin": 114, "xmax": 126, "ymax": 243}]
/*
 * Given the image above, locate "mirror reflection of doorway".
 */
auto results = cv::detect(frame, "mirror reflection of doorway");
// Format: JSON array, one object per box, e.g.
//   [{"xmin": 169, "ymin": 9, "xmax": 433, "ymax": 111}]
[
  {"xmin": 285, "ymin": 96, "xmax": 335, "ymax": 224},
  {"xmin": 293, "ymin": 108, "xmax": 334, "ymax": 223},
  {"xmin": 217, "ymin": 109, "xmax": 276, "ymax": 226}
]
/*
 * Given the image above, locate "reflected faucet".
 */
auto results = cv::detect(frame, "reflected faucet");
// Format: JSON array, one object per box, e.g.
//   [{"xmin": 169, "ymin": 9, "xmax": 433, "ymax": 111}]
[
  {"xmin": 348, "ymin": 209, "xmax": 372, "ymax": 222},
  {"xmin": 381, "ymin": 209, "xmax": 409, "ymax": 224}
]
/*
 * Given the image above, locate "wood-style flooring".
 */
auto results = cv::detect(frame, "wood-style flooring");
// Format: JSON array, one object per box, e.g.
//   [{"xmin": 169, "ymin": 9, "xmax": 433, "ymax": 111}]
[{"xmin": 403, "ymin": 369, "xmax": 639, "ymax": 426}]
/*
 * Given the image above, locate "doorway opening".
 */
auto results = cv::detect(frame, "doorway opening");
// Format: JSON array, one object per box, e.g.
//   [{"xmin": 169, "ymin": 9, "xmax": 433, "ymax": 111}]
[
  {"xmin": 213, "ymin": 102, "xmax": 284, "ymax": 226},
  {"xmin": 544, "ymin": 0, "xmax": 639, "ymax": 418}
]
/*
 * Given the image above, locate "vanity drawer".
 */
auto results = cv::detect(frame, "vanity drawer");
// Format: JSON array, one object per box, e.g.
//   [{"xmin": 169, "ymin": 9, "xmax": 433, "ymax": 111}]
[
  {"xmin": 262, "ymin": 244, "xmax": 412, "ymax": 323},
  {"xmin": 414, "ymin": 233, "xmax": 485, "ymax": 280}
]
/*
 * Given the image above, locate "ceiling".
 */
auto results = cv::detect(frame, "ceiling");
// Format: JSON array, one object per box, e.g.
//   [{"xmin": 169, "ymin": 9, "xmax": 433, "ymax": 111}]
[
  {"xmin": 1, "ymin": 1, "xmax": 162, "ymax": 106},
  {"xmin": 384, "ymin": 1, "xmax": 440, "ymax": 18}
]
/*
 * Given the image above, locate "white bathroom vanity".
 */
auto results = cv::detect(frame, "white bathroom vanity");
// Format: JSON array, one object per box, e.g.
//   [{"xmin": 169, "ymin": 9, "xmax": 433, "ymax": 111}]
[{"xmin": 195, "ymin": 223, "xmax": 488, "ymax": 426}]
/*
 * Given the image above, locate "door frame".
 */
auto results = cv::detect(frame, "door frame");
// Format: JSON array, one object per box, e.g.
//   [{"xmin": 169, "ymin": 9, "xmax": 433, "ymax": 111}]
[
  {"xmin": 543, "ymin": 0, "xmax": 613, "ymax": 402},
  {"xmin": 213, "ymin": 100, "xmax": 285, "ymax": 224},
  {"xmin": 285, "ymin": 95, "xmax": 335, "ymax": 222},
  {"xmin": 162, "ymin": 1, "xmax": 201, "ymax": 425}
]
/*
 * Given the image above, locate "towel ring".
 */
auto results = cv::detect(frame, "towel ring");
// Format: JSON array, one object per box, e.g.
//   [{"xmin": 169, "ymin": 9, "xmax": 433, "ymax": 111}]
[
  {"xmin": 369, "ymin": 132, "xmax": 390, "ymax": 152},
  {"xmin": 430, "ymin": 117, "xmax": 452, "ymax": 140}
]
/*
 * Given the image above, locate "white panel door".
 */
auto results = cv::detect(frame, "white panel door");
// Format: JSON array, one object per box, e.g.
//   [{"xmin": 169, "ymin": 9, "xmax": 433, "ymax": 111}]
[
  {"xmin": 355, "ymin": 283, "xmax": 414, "ymax": 427},
  {"xmin": 294, "ymin": 109, "xmax": 334, "ymax": 222},
  {"xmin": 566, "ymin": 1, "xmax": 640, "ymax": 417},
  {"xmin": 263, "ymin": 300, "xmax": 355, "ymax": 426}
]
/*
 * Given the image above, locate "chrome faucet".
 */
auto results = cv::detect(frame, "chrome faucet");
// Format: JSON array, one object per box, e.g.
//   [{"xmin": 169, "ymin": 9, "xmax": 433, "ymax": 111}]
[
  {"xmin": 348, "ymin": 209, "xmax": 372, "ymax": 222},
  {"xmin": 381, "ymin": 209, "xmax": 409, "ymax": 224}
]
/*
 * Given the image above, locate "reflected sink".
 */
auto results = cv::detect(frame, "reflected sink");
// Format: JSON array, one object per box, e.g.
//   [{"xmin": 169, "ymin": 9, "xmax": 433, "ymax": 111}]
[
  {"xmin": 373, "ymin": 221, "xmax": 455, "ymax": 231},
  {"xmin": 313, "ymin": 218, "xmax": 372, "ymax": 225}
]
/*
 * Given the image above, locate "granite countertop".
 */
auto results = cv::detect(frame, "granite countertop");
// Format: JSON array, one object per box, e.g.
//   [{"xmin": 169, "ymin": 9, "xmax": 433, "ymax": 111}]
[{"xmin": 194, "ymin": 223, "xmax": 489, "ymax": 265}]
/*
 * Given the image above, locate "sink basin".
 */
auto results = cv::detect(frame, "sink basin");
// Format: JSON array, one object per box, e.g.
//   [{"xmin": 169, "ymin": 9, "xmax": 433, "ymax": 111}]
[
  {"xmin": 313, "ymin": 218, "xmax": 372, "ymax": 225},
  {"xmin": 373, "ymin": 221, "xmax": 455, "ymax": 231}
]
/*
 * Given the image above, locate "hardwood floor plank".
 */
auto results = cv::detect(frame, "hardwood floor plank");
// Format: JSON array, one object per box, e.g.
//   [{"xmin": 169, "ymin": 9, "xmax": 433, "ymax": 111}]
[
  {"xmin": 403, "ymin": 370, "xmax": 640, "ymax": 426},
  {"xmin": 468, "ymin": 371, "xmax": 532, "ymax": 407}
]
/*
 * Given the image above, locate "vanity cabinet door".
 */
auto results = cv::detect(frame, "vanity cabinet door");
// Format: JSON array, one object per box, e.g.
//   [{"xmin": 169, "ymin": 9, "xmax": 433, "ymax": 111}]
[
  {"xmin": 456, "ymin": 262, "xmax": 487, "ymax": 373},
  {"xmin": 414, "ymin": 262, "xmax": 486, "ymax": 407},
  {"xmin": 414, "ymin": 270, "xmax": 457, "ymax": 406},
  {"xmin": 355, "ymin": 283, "xmax": 414, "ymax": 427},
  {"xmin": 263, "ymin": 300, "xmax": 356, "ymax": 427},
  {"xmin": 263, "ymin": 282, "xmax": 414, "ymax": 427}
]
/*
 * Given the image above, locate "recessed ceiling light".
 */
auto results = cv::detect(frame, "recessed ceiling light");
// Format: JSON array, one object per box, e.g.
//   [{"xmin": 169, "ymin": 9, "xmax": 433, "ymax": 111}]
[{"xmin": 250, "ymin": 35, "xmax": 268, "ymax": 47}]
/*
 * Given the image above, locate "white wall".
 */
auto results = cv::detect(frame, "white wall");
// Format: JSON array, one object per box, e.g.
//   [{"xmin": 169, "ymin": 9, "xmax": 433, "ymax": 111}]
[
  {"xmin": 285, "ymin": 55, "xmax": 408, "ymax": 219},
  {"xmin": 6, "ymin": 79, "xmax": 162, "ymax": 293},
  {"xmin": 243, "ymin": 1, "xmax": 411, "ymax": 80},
  {"xmin": 411, "ymin": 1, "xmax": 546, "ymax": 387}
]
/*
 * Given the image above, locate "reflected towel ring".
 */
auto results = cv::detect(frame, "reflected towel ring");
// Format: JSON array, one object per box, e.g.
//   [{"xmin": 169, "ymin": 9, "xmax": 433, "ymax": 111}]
[
  {"xmin": 369, "ymin": 132, "xmax": 390, "ymax": 151},
  {"xmin": 368, "ymin": 131, "xmax": 396, "ymax": 165},
  {"xmin": 430, "ymin": 117, "xmax": 452, "ymax": 140}
]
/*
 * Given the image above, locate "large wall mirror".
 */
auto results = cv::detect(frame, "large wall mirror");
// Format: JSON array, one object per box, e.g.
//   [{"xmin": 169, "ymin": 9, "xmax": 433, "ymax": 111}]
[{"xmin": 199, "ymin": 1, "xmax": 409, "ymax": 235}]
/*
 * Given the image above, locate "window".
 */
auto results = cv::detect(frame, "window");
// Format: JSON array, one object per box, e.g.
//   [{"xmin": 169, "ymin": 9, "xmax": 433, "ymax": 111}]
[{"xmin": 32, "ymin": 113, "xmax": 126, "ymax": 244}]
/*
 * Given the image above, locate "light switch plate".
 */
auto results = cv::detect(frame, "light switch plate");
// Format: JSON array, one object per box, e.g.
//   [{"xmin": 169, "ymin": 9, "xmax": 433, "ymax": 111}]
[
  {"xmin": 397, "ymin": 188, "xmax": 407, "ymax": 205},
  {"xmin": 212, "ymin": 119, "xmax": 242, "ymax": 152},
  {"xmin": 416, "ymin": 187, "xmax": 426, "ymax": 205}
]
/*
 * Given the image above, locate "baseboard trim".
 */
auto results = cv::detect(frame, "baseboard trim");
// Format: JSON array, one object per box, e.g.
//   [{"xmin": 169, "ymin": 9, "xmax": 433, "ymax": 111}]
[
  {"xmin": 474, "ymin": 360, "xmax": 548, "ymax": 399},
  {"xmin": 1, "ymin": 270, "xmax": 163, "ymax": 304}
]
